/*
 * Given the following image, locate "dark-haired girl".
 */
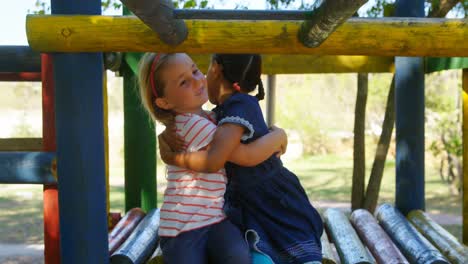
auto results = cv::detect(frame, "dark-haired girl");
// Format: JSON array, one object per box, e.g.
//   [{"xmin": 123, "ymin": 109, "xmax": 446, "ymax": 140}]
[{"xmin": 160, "ymin": 54, "xmax": 323, "ymax": 264}]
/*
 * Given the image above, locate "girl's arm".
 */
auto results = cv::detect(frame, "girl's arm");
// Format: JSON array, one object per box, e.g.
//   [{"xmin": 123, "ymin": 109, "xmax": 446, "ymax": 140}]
[
  {"xmin": 227, "ymin": 126, "xmax": 287, "ymax": 166},
  {"xmin": 159, "ymin": 123, "xmax": 244, "ymax": 173}
]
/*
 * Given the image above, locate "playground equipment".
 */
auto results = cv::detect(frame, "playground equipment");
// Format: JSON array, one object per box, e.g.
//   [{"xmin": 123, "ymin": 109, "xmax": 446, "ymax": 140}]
[
  {"xmin": 108, "ymin": 204, "xmax": 465, "ymax": 264},
  {"xmin": 1, "ymin": 0, "xmax": 467, "ymax": 262}
]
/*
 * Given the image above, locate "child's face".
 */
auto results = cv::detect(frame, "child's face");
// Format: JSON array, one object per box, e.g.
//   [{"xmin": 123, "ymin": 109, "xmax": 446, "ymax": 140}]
[{"xmin": 158, "ymin": 54, "xmax": 208, "ymax": 114}]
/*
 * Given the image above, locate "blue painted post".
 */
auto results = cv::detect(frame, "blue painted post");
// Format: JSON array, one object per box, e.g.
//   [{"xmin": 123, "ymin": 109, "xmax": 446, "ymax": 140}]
[
  {"xmin": 51, "ymin": 1, "xmax": 108, "ymax": 263},
  {"xmin": 395, "ymin": 0, "xmax": 425, "ymax": 215}
]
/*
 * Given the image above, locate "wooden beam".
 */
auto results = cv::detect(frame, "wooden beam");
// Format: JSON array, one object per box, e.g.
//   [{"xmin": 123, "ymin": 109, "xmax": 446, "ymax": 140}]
[
  {"xmin": 0, "ymin": 46, "xmax": 41, "ymax": 72},
  {"xmin": 0, "ymin": 151, "xmax": 56, "ymax": 184},
  {"xmin": 110, "ymin": 209, "xmax": 160, "ymax": 263},
  {"xmin": 0, "ymin": 72, "xmax": 41, "ymax": 82},
  {"xmin": 0, "ymin": 138, "xmax": 43, "ymax": 151},
  {"xmin": 407, "ymin": 209, "xmax": 468, "ymax": 263},
  {"xmin": 108, "ymin": 208, "xmax": 146, "ymax": 255},
  {"xmin": 26, "ymin": 15, "xmax": 468, "ymax": 57},
  {"xmin": 376, "ymin": 204, "xmax": 449, "ymax": 263},
  {"xmin": 125, "ymin": 53, "xmax": 394, "ymax": 74},
  {"xmin": 324, "ymin": 208, "xmax": 374, "ymax": 263},
  {"xmin": 298, "ymin": 0, "xmax": 368, "ymax": 47},
  {"xmin": 41, "ymin": 53, "xmax": 61, "ymax": 264},
  {"xmin": 196, "ymin": 54, "xmax": 394, "ymax": 74},
  {"xmin": 120, "ymin": 0, "xmax": 187, "ymax": 45},
  {"xmin": 350, "ymin": 209, "xmax": 408, "ymax": 263},
  {"xmin": 463, "ymin": 68, "xmax": 468, "ymax": 245}
]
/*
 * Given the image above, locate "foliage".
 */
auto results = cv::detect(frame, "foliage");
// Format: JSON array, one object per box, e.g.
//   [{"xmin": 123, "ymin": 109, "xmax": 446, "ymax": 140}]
[
  {"xmin": 30, "ymin": 0, "xmax": 466, "ymax": 17},
  {"xmin": 429, "ymin": 113, "xmax": 462, "ymax": 158},
  {"xmin": 428, "ymin": 111, "xmax": 462, "ymax": 190},
  {"xmin": 366, "ymin": 0, "xmax": 466, "ymax": 17},
  {"xmin": 173, "ymin": 0, "xmax": 209, "ymax": 9}
]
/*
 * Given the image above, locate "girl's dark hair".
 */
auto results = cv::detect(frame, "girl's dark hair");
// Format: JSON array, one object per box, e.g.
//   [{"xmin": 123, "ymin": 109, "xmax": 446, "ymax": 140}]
[{"xmin": 212, "ymin": 54, "xmax": 265, "ymax": 100}]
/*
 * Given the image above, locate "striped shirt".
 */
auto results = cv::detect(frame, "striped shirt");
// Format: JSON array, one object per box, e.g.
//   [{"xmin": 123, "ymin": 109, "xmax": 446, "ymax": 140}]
[{"xmin": 159, "ymin": 113, "xmax": 227, "ymax": 237}]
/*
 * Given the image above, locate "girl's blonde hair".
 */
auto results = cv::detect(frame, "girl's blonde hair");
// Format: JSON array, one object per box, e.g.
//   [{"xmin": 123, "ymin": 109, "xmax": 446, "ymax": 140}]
[{"xmin": 138, "ymin": 53, "xmax": 177, "ymax": 126}]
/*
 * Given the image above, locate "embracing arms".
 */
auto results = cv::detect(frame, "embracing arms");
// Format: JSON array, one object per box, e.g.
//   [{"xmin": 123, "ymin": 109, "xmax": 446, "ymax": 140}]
[{"xmin": 159, "ymin": 124, "xmax": 287, "ymax": 173}]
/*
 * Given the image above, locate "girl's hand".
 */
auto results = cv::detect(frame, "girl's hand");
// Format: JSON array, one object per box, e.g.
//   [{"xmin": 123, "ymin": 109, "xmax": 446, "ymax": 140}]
[
  {"xmin": 159, "ymin": 125, "xmax": 185, "ymax": 152},
  {"xmin": 269, "ymin": 125, "xmax": 288, "ymax": 157}
]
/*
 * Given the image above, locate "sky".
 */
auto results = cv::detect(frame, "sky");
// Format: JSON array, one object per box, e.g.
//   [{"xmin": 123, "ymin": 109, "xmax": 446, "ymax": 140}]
[
  {"xmin": 0, "ymin": 0, "xmax": 267, "ymax": 45},
  {"xmin": 1, "ymin": 0, "xmax": 461, "ymax": 45}
]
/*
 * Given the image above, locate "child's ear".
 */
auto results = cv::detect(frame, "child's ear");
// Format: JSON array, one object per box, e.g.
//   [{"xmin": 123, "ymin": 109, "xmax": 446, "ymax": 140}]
[
  {"xmin": 210, "ymin": 61, "xmax": 223, "ymax": 79},
  {"xmin": 155, "ymin": 97, "xmax": 174, "ymax": 110}
]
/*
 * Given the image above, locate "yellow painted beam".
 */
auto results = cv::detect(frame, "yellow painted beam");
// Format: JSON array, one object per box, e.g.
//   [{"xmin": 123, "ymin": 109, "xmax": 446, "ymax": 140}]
[
  {"xmin": 463, "ymin": 68, "xmax": 468, "ymax": 245},
  {"xmin": 191, "ymin": 54, "xmax": 394, "ymax": 74},
  {"xmin": 26, "ymin": 15, "xmax": 468, "ymax": 57}
]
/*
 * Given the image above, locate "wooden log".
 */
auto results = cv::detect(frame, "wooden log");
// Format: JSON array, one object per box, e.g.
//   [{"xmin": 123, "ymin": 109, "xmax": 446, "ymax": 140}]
[
  {"xmin": 174, "ymin": 9, "xmax": 315, "ymax": 20},
  {"xmin": 321, "ymin": 230, "xmax": 338, "ymax": 264},
  {"xmin": 26, "ymin": 15, "xmax": 468, "ymax": 57},
  {"xmin": 324, "ymin": 208, "xmax": 375, "ymax": 264},
  {"xmin": 0, "ymin": 46, "xmax": 41, "ymax": 72},
  {"xmin": 41, "ymin": 52, "xmax": 60, "ymax": 264},
  {"xmin": 350, "ymin": 209, "xmax": 408, "ymax": 264},
  {"xmin": 123, "ymin": 53, "xmax": 394, "ymax": 74},
  {"xmin": 0, "ymin": 151, "xmax": 56, "ymax": 184},
  {"xmin": 108, "ymin": 208, "xmax": 146, "ymax": 255},
  {"xmin": 120, "ymin": 0, "xmax": 187, "ymax": 46},
  {"xmin": 0, "ymin": 138, "xmax": 43, "ymax": 151},
  {"xmin": 375, "ymin": 203, "xmax": 449, "ymax": 263},
  {"xmin": 298, "ymin": 0, "xmax": 368, "ymax": 47},
  {"xmin": 407, "ymin": 209, "xmax": 468, "ymax": 263},
  {"xmin": 463, "ymin": 68, "xmax": 468, "ymax": 245},
  {"xmin": 0, "ymin": 72, "xmax": 41, "ymax": 82},
  {"xmin": 110, "ymin": 208, "xmax": 160, "ymax": 264}
]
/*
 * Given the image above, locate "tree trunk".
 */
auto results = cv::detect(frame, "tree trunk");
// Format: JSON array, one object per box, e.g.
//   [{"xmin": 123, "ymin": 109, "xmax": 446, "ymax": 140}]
[
  {"xmin": 352, "ymin": 73, "xmax": 368, "ymax": 210},
  {"xmin": 428, "ymin": 0, "xmax": 461, "ymax": 18},
  {"xmin": 363, "ymin": 76, "xmax": 395, "ymax": 213}
]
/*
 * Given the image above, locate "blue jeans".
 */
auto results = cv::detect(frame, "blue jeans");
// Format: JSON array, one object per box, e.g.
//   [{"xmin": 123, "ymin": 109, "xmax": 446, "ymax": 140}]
[{"xmin": 160, "ymin": 219, "xmax": 251, "ymax": 264}]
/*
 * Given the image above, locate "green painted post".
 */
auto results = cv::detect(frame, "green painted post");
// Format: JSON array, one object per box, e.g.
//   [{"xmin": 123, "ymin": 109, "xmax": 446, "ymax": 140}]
[{"xmin": 122, "ymin": 8, "xmax": 157, "ymax": 212}]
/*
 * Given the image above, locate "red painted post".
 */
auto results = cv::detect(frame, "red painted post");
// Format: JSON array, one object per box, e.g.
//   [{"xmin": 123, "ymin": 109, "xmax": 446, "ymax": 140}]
[{"xmin": 42, "ymin": 53, "xmax": 60, "ymax": 264}]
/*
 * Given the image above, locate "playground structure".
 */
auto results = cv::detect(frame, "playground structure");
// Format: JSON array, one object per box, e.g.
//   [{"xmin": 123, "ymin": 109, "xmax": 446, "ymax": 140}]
[{"xmin": 0, "ymin": 0, "xmax": 467, "ymax": 263}]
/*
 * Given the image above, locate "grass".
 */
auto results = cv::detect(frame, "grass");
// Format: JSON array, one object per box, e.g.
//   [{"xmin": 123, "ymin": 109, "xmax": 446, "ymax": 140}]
[{"xmin": 0, "ymin": 154, "xmax": 463, "ymax": 244}]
